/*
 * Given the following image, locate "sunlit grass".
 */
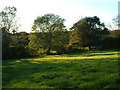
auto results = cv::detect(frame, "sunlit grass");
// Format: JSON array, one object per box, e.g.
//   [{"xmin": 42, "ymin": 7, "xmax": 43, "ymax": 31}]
[{"xmin": 2, "ymin": 50, "xmax": 119, "ymax": 88}]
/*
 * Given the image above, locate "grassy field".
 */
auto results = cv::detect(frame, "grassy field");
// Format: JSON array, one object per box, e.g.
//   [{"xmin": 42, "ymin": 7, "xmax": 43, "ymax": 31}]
[{"xmin": 2, "ymin": 50, "xmax": 120, "ymax": 88}]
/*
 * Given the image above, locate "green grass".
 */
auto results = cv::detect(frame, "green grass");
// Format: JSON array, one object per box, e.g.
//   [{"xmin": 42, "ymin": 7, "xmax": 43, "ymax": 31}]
[{"xmin": 2, "ymin": 50, "xmax": 120, "ymax": 88}]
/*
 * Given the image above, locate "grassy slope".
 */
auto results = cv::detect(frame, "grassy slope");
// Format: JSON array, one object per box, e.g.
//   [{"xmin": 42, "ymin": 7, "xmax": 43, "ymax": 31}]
[{"xmin": 2, "ymin": 50, "xmax": 120, "ymax": 88}]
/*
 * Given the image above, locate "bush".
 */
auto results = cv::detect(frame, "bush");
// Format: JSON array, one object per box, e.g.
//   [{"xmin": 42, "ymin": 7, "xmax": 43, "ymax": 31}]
[
  {"xmin": 3, "ymin": 45, "xmax": 29, "ymax": 60},
  {"xmin": 37, "ymin": 48, "xmax": 47, "ymax": 56}
]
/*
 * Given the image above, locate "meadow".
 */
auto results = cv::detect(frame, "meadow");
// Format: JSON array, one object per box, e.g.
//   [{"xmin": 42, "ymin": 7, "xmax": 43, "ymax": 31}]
[{"xmin": 2, "ymin": 50, "xmax": 120, "ymax": 88}]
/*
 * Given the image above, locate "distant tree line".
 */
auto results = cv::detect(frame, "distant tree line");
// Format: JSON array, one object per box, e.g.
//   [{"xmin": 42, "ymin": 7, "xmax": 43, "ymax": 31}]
[{"xmin": 0, "ymin": 6, "xmax": 120, "ymax": 60}]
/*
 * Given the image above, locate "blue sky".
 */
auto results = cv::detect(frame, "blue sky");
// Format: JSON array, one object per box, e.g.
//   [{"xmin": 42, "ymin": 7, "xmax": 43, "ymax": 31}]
[{"xmin": 0, "ymin": 0, "xmax": 119, "ymax": 32}]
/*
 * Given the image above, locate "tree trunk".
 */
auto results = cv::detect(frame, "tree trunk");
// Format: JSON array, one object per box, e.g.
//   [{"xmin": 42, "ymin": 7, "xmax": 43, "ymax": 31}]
[
  {"xmin": 47, "ymin": 48, "xmax": 51, "ymax": 55},
  {"xmin": 88, "ymin": 46, "xmax": 92, "ymax": 51}
]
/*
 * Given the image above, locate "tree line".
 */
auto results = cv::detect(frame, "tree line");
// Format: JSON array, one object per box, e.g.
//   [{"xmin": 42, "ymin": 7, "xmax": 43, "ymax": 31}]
[{"xmin": 0, "ymin": 6, "xmax": 120, "ymax": 60}]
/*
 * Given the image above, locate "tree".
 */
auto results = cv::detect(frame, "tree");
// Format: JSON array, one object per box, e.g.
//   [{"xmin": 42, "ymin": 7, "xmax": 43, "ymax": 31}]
[
  {"xmin": 70, "ymin": 16, "xmax": 108, "ymax": 50},
  {"xmin": 10, "ymin": 32, "xmax": 29, "ymax": 47},
  {"xmin": 0, "ymin": 6, "xmax": 18, "ymax": 33},
  {"xmin": 29, "ymin": 13, "xmax": 67, "ymax": 55},
  {"xmin": 0, "ymin": 6, "xmax": 18, "ymax": 59},
  {"xmin": 28, "ymin": 32, "xmax": 45, "ymax": 56},
  {"xmin": 101, "ymin": 30, "xmax": 120, "ymax": 49},
  {"xmin": 113, "ymin": 16, "xmax": 119, "ymax": 29},
  {"xmin": 9, "ymin": 32, "xmax": 29, "ymax": 58},
  {"xmin": 51, "ymin": 30, "xmax": 69, "ymax": 54}
]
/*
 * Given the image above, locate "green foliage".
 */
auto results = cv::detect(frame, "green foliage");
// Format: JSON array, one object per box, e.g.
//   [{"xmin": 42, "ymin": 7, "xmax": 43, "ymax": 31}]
[
  {"xmin": 8, "ymin": 45, "xmax": 29, "ymax": 59},
  {"xmin": 0, "ymin": 6, "xmax": 18, "ymax": 33},
  {"xmin": 2, "ymin": 50, "xmax": 119, "ymax": 88},
  {"xmin": 29, "ymin": 13, "xmax": 68, "ymax": 55},
  {"xmin": 101, "ymin": 30, "xmax": 120, "ymax": 49},
  {"xmin": 32, "ymin": 13, "xmax": 66, "ymax": 32},
  {"xmin": 2, "ymin": 31, "xmax": 11, "ymax": 59},
  {"xmin": 51, "ymin": 31, "xmax": 69, "ymax": 54},
  {"xmin": 1, "ymin": 6, "xmax": 119, "ymax": 60},
  {"xmin": 10, "ymin": 32, "xmax": 29, "ymax": 47},
  {"xmin": 28, "ymin": 33, "xmax": 47, "ymax": 56},
  {"xmin": 0, "ymin": 6, "xmax": 19, "ymax": 59},
  {"xmin": 37, "ymin": 48, "xmax": 47, "ymax": 55},
  {"xmin": 70, "ymin": 16, "xmax": 109, "ymax": 50}
]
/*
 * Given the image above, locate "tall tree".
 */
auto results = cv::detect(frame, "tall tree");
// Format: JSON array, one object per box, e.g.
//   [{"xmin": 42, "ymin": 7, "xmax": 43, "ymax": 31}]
[
  {"xmin": 30, "ymin": 13, "xmax": 67, "ymax": 54},
  {"xmin": 8, "ymin": 32, "xmax": 29, "ymax": 58},
  {"xmin": 0, "ymin": 6, "xmax": 18, "ymax": 33},
  {"xmin": 70, "ymin": 16, "xmax": 108, "ymax": 50},
  {"xmin": 113, "ymin": 16, "xmax": 119, "ymax": 29},
  {"xmin": 51, "ymin": 30, "xmax": 69, "ymax": 54},
  {"xmin": 28, "ymin": 32, "xmax": 45, "ymax": 56},
  {"xmin": 0, "ymin": 6, "xmax": 18, "ymax": 59}
]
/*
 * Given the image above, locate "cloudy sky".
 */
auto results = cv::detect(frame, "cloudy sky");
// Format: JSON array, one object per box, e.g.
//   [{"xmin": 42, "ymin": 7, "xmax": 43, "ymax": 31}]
[{"xmin": 0, "ymin": 0, "xmax": 119, "ymax": 32}]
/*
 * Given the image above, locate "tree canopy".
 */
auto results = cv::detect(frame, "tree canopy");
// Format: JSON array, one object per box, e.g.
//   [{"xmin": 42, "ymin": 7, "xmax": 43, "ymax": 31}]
[
  {"xmin": 29, "ymin": 13, "xmax": 68, "ymax": 55},
  {"xmin": 32, "ymin": 13, "xmax": 66, "ymax": 32},
  {"xmin": 0, "ymin": 6, "xmax": 20, "ymax": 59},
  {"xmin": 0, "ymin": 6, "xmax": 18, "ymax": 34},
  {"xmin": 1, "ymin": 6, "xmax": 119, "ymax": 60},
  {"xmin": 70, "ymin": 16, "xmax": 109, "ymax": 50}
]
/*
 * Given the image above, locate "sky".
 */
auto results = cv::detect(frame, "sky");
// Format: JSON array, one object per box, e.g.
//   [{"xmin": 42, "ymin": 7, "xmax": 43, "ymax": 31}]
[{"xmin": 0, "ymin": 0, "xmax": 119, "ymax": 32}]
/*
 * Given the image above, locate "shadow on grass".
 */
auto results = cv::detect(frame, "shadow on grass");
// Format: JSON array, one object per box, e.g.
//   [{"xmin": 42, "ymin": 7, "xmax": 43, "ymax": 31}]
[
  {"xmin": 2, "ymin": 55, "xmax": 119, "ymax": 88},
  {"xmin": 3, "ymin": 59, "xmax": 76, "ymax": 88},
  {"xmin": 2, "ymin": 49, "xmax": 120, "ymax": 88}
]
